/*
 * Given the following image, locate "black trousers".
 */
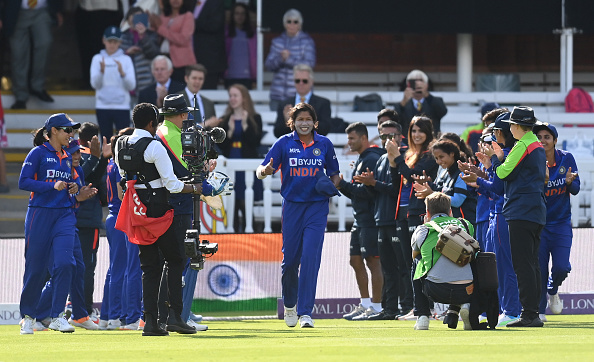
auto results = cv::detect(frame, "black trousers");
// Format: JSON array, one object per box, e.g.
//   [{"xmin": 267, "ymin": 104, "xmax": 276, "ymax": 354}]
[
  {"xmin": 78, "ymin": 227, "xmax": 100, "ymax": 315},
  {"xmin": 136, "ymin": 190, "xmax": 185, "ymax": 321},
  {"xmin": 414, "ymin": 276, "xmax": 473, "ymax": 316},
  {"xmin": 507, "ymin": 220, "xmax": 544, "ymax": 319},
  {"xmin": 378, "ymin": 225, "xmax": 410, "ymax": 314}
]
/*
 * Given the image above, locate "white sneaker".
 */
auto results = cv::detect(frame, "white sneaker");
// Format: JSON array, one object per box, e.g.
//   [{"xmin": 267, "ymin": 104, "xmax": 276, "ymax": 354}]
[
  {"xmin": 187, "ymin": 319, "xmax": 208, "ymax": 331},
  {"xmin": 189, "ymin": 313, "xmax": 203, "ymax": 323},
  {"xmin": 284, "ymin": 306, "xmax": 298, "ymax": 327},
  {"xmin": 539, "ymin": 313, "xmax": 548, "ymax": 322},
  {"xmin": 343, "ymin": 304, "xmax": 366, "ymax": 320},
  {"xmin": 460, "ymin": 304, "xmax": 471, "ymax": 330},
  {"xmin": 89, "ymin": 311, "xmax": 100, "ymax": 325},
  {"xmin": 49, "ymin": 316, "xmax": 75, "ymax": 333},
  {"xmin": 33, "ymin": 321, "xmax": 48, "ymax": 331},
  {"xmin": 107, "ymin": 319, "xmax": 122, "ymax": 330},
  {"xmin": 299, "ymin": 315, "xmax": 314, "ymax": 328},
  {"xmin": 121, "ymin": 319, "xmax": 141, "ymax": 331},
  {"xmin": 549, "ymin": 293, "xmax": 563, "ymax": 314},
  {"xmin": 98, "ymin": 319, "xmax": 108, "ymax": 330},
  {"xmin": 20, "ymin": 315, "xmax": 35, "ymax": 335},
  {"xmin": 351, "ymin": 306, "xmax": 381, "ymax": 321},
  {"xmin": 69, "ymin": 316, "xmax": 99, "ymax": 330},
  {"xmin": 496, "ymin": 314, "xmax": 518, "ymax": 328},
  {"xmin": 414, "ymin": 315, "xmax": 430, "ymax": 330}
]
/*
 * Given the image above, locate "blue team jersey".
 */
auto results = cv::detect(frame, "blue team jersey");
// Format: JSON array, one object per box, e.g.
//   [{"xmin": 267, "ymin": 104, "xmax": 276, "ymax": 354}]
[
  {"xmin": 545, "ymin": 149, "xmax": 580, "ymax": 225},
  {"xmin": 19, "ymin": 142, "xmax": 77, "ymax": 209},
  {"xmin": 106, "ymin": 159, "xmax": 122, "ymax": 214},
  {"xmin": 262, "ymin": 131, "xmax": 339, "ymax": 203}
]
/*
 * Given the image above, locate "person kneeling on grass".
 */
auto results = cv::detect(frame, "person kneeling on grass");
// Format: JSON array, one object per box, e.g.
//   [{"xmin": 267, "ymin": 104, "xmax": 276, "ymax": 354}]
[{"xmin": 411, "ymin": 192, "xmax": 474, "ymax": 330}]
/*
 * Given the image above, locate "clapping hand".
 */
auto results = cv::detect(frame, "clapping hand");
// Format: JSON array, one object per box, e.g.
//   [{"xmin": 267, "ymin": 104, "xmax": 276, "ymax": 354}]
[
  {"xmin": 77, "ymin": 183, "xmax": 98, "ymax": 201},
  {"xmin": 413, "ymin": 181, "xmax": 433, "ymax": 199},
  {"xmin": 412, "ymin": 170, "xmax": 432, "ymax": 184},
  {"xmin": 566, "ymin": 166, "xmax": 578, "ymax": 185},
  {"xmin": 352, "ymin": 168, "xmax": 375, "ymax": 186},
  {"xmin": 68, "ymin": 182, "xmax": 79, "ymax": 194}
]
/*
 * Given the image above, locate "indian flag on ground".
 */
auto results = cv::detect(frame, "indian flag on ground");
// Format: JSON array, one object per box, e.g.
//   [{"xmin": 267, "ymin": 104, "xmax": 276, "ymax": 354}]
[{"xmin": 193, "ymin": 233, "xmax": 282, "ymax": 312}]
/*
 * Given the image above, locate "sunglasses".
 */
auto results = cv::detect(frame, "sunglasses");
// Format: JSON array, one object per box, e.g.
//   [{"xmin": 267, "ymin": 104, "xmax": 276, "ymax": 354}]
[
  {"xmin": 294, "ymin": 79, "xmax": 309, "ymax": 84},
  {"xmin": 286, "ymin": 20, "xmax": 299, "ymax": 24},
  {"xmin": 379, "ymin": 133, "xmax": 402, "ymax": 141},
  {"xmin": 58, "ymin": 126, "xmax": 74, "ymax": 133}
]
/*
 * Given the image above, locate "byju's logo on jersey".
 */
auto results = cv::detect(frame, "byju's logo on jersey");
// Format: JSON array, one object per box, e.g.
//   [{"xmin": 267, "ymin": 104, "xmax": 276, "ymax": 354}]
[
  {"xmin": 47, "ymin": 169, "xmax": 55, "ymax": 178},
  {"xmin": 289, "ymin": 158, "xmax": 298, "ymax": 166},
  {"xmin": 289, "ymin": 148, "xmax": 301, "ymax": 154}
]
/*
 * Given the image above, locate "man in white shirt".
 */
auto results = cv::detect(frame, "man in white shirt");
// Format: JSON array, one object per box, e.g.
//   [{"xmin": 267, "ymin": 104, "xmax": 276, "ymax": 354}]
[{"xmin": 177, "ymin": 64, "xmax": 217, "ymax": 128}]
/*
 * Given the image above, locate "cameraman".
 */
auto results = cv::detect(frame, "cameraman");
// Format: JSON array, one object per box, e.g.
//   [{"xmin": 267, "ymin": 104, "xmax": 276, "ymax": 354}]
[
  {"xmin": 155, "ymin": 94, "xmax": 215, "ymax": 331},
  {"xmin": 115, "ymin": 103, "xmax": 201, "ymax": 336}
]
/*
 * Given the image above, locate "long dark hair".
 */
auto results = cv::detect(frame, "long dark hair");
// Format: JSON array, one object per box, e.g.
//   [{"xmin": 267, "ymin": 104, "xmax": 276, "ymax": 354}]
[
  {"xmin": 32, "ymin": 128, "xmax": 48, "ymax": 147},
  {"xmin": 228, "ymin": 3, "xmax": 254, "ymax": 38},
  {"xmin": 430, "ymin": 139, "xmax": 462, "ymax": 175},
  {"xmin": 404, "ymin": 116, "xmax": 434, "ymax": 168},
  {"xmin": 439, "ymin": 132, "xmax": 474, "ymax": 163},
  {"xmin": 163, "ymin": 0, "xmax": 193, "ymax": 16}
]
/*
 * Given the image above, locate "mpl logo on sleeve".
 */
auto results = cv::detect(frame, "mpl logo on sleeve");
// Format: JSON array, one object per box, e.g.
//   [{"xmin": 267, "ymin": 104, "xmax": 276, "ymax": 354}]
[{"xmin": 0, "ymin": 304, "xmax": 22, "ymax": 325}]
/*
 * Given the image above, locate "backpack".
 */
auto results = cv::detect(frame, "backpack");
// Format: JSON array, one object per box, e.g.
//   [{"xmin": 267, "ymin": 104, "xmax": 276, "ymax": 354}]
[
  {"xmin": 429, "ymin": 219, "xmax": 480, "ymax": 266},
  {"xmin": 565, "ymin": 87, "xmax": 594, "ymax": 113},
  {"xmin": 116, "ymin": 136, "xmax": 154, "ymax": 177},
  {"xmin": 353, "ymin": 93, "xmax": 383, "ymax": 112}
]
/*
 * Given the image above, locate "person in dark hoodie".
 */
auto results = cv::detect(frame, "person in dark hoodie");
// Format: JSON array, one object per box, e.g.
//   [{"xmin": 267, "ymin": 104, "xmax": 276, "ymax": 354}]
[
  {"xmin": 76, "ymin": 122, "xmax": 110, "ymax": 321},
  {"xmin": 353, "ymin": 120, "xmax": 413, "ymax": 320},
  {"xmin": 337, "ymin": 122, "xmax": 385, "ymax": 320}
]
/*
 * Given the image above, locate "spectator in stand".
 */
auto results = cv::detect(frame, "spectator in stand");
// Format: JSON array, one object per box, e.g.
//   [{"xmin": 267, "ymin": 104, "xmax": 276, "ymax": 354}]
[
  {"xmin": 90, "ymin": 26, "xmax": 136, "ymax": 141},
  {"xmin": 224, "ymin": 2, "xmax": 257, "ymax": 89},
  {"xmin": 75, "ymin": 0, "xmax": 122, "ymax": 89},
  {"xmin": 395, "ymin": 70, "xmax": 447, "ymax": 136},
  {"xmin": 151, "ymin": 0, "xmax": 197, "ymax": 84},
  {"xmin": 218, "ymin": 84, "xmax": 263, "ymax": 232},
  {"xmin": 533, "ymin": 123, "xmax": 580, "ymax": 321},
  {"xmin": 265, "ymin": 9, "xmax": 316, "ymax": 111},
  {"xmin": 138, "ymin": 55, "xmax": 186, "ymax": 108},
  {"xmin": 5, "ymin": 0, "xmax": 62, "ymax": 109},
  {"xmin": 192, "ymin": 0, "xmax": 227, "ymax": 89},
  {"xmin": 337, "ymin": 122, "xmax": 385, "ymax": 321},
  {"xmin": 386, "ymin": 116, "xmax": 437, "ymax": 320},
  {"xmin": 178, "ymin": 64, "xmax": 217, "ymax": 127},
  {"xmin": 273, "ymin": 64, "xmax": 331, "ymax": 137},
  {"xmin": 461, "ymin": 102, "xmax": 500, "ymax": 153},
  {"xmin": 120, "ymin": 7, "xmax": 160, "ymax": 93},
  {"xmin": 0, "ymin": 93, "xmax": 8, "ymax": 193}
]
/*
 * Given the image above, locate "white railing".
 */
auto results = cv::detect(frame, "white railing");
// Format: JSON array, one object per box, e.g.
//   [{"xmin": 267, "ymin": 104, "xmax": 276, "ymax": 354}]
[{"xmin": 215, "ymin": 157, "xmax": 593, "ymax": 232}]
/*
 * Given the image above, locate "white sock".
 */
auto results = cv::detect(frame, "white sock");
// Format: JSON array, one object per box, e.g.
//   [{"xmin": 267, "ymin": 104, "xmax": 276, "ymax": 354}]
[
  {"xmin": 361, "ymin": 298, "xmax": 371, "ymax": 309},
  {"xmin": 371, "ymin": 303, "xmax": 382, "ymax": 312}
]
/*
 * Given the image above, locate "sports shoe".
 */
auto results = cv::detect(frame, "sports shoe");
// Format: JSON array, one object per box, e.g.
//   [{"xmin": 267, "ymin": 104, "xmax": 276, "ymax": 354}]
[
  {"xmin": 351, "ymin": 306, "xmax": 381, "ymax": 321},
  {"xmin": 21, "ymin": 315, "xmax": 35, "ymax": 335},
  {"xmin": 506, "ymin": 316, "xmax": 544, "ymax": 328},
  {"xmin": 39, "ymin": 317, "xmax": 51, "ymax": 328},
  {"xmin": 189, "ymin": 313, "xmax": 203, "ymax": 323},
  {"xmin": 107, "ymin": 319, "xmax": 122, "ymax": 330},
  {"xmin": 539, "ymin": 313, "xmax": 548, "ymax": 322},
  {"xmin": 70, "ymin": 316, "xmax": 99, "ymax": 330},
  {"xmin": 49, "ymin": 316, "xmax": 75, "ymax": 333},
  {"xmin": 299, "ymin": 315, "xmax": 314, "ymax": 328},
  {"xmin": 496, "ymin": 314, "xmax": 519, "ymax": 328},
  {"xmin": 89, "ymin": 311, "xmax": 100, "ymax": 324},
  {"xmin": 343, "ymin": 304, "xmax": 366, "ymax": 320},
  {"xmin": 33, "ymin": 321, "xmax": 48, "ymax": 331},
  {"xmin": 284, "ymin": 306, "xmax": 298, "ymax": 327},
  {"xmin": 187, "ymin": 319, "xmax": 208, "ymax": 331},
  {"xmin": 98, "ymin": 319, "xmax": 108, "ymax": 330},
  {"xmin": 121, "ymin": 319, "xmax": 141, "ymax": 331},
  {"xmin": 414, "ymin": 315, "xmax": 430, "ymax": 330},
  {"xmin": 396, "ymin": 309, "xmax": 416, "ymax": 320},
  {"xmin": 549, "ymin": 293, "xmax": 563, "ymax": 314},
  {"xmin": 137, "ymin": 319, "xmax": 145, "ymax": 331},
  {"xmin": 460, "ymin": 304, "xmax": 471, "ymax": 330},
  {"xmin": 367, "ymin": 310, "xmax": 398, "ymax": 321}
]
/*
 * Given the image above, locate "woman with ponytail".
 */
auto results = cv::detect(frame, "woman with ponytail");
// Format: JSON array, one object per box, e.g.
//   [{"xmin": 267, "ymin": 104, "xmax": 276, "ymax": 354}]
[{"xmin": 18, "ymin": 113, "xmax": 81, "ymax": 334}]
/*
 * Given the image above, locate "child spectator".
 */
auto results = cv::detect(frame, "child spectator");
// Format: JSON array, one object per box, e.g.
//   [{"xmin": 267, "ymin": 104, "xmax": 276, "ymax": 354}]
[{"xmin": 90, "ymin": 26, "xmax": 136, "ymax": 140}]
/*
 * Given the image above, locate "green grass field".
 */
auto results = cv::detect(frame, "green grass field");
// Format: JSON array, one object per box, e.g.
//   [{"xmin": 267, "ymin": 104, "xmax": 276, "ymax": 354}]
[{"xmin": 1, "ymin": 315, "xmax": 594, "ymax": 361}]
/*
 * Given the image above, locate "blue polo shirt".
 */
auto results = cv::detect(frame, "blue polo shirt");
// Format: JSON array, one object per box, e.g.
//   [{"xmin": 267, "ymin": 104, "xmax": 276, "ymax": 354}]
[
  {"xmin": 19, "ymin": 142, "xmax": 77, "ymax": 209},
  {"xmin": 262, "ymin": 131, "xmax": 339, "ymax": 203}
]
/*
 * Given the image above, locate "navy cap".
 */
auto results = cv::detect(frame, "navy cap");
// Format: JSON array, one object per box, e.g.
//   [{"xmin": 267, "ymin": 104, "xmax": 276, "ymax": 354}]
[
  {"xmin": 481, "ymin": 102, "xmax": 500, "ymax": 117},
  {"xmin": 64, "ymin": 139, "xmax": 82, "ymax": 155},
  {"xmin": 533, "ymin": 122, "xmax": 558, "ymax": 139},
  {"xmin": 44, "ymin": 113, "xmax": 80, "ymax": 131},
  {"xmin": 493, "ymin": 112, "xmax": 511, "ymax": 132},
  {"xmin": 315, "ymin": 175, "xmax": 339, "ymax": 198},
  {"xmin": 103, "ymin": 26, "xmax": 122, "ymax": 40}
]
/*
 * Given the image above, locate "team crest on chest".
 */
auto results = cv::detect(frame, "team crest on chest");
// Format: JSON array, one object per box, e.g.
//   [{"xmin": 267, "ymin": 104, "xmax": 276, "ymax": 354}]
[
  {"xmin": 559, "ymin": 166, "xmax": 566, "ymax": 174},
  {"xmin": 313, "ymin": 148, "xmax": 321, "ymax": 156}
]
